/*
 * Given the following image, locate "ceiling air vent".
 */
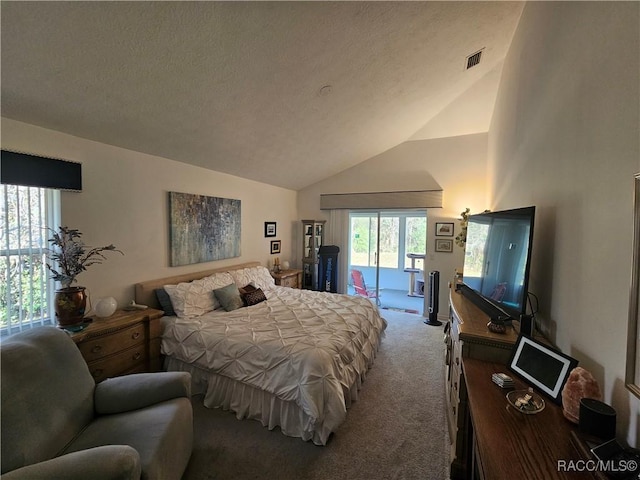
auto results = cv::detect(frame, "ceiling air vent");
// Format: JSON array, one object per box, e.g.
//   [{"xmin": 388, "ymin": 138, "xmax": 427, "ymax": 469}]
[{"xmin": 465, "ymin": 49, "xmax": 484, "ymax": 70}]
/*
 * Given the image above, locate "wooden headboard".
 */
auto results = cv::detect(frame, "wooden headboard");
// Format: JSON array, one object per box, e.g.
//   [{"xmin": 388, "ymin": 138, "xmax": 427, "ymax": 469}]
[{"xmin": 134, "ymin": 261, "xmax": 261, "ymax": 309}]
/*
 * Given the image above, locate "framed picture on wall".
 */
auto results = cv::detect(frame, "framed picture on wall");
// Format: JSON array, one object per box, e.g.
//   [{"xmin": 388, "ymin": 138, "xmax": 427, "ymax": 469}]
[
  {"xmin": 435, "ymin": 239, "xmax": 453, "ymax": 253},
  {"xmin": 265, "ymin": 221, "xmax": 277, "ymax": 237},
  {"xmin": 270, "ymin": 240, "xmax": 281, "ymax": 254},
  {"xmin": 435, "ymin": 222, "xmax": 454, "ymax": 236}
]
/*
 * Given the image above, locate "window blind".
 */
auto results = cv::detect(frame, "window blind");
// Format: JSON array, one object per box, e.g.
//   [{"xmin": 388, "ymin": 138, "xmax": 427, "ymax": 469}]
[
  {"xmin": 1, "ymin": 185, "xmax": 57, "ymax": 335},
  {"xmin": 320, "ymin": 190, "xmax": 443, "ymax": 210},
  {"xmin": 1, "ymin": 150, "xmax": 82, "ymax": 191}
]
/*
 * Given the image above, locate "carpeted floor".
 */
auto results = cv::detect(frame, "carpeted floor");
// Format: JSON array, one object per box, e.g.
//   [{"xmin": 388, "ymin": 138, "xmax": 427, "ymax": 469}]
[{"xmin": 182, "ymin": 310, "xmax": 450, "ymax": 480}]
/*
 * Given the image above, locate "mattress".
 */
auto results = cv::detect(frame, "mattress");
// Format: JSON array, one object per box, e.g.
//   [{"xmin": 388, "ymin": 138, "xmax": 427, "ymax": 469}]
[{"xmin": 161, "ymin": 284, "xmax": 387, "ymax": 445}]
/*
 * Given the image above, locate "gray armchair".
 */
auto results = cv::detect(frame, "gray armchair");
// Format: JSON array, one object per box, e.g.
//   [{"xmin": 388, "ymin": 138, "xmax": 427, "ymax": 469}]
[{"xmin": 1, "ymin": 326, "xmax": 193, "ymax": 480}]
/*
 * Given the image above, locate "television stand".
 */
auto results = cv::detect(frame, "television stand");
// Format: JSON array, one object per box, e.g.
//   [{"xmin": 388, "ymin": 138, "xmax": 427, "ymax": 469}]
[{"xmin": 446, "ymin": 288, "xmax": 583, "ymax": 479}]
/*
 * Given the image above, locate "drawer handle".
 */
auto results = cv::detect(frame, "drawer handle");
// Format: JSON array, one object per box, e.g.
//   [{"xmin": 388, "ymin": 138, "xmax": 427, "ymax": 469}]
[
  {"xmin": 91, "ymin": 345, "xmax": 102, "ymax": 354},
  {"xmin": 131, "ymin": 332, "xmax": 141, "ymax": 340},
  {"xmin": 133, "ymin": 352, "xmax": 142, "ymax": 361},
  {"xmin": 92, "ymin": 369, "xmax": 103, "ymax": 379}
]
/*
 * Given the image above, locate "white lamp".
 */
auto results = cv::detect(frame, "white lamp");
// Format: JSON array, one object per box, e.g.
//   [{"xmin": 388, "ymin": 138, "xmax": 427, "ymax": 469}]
[{"xmin": 95, "ymin": 297, "xmax": 117, "ymax": 318}]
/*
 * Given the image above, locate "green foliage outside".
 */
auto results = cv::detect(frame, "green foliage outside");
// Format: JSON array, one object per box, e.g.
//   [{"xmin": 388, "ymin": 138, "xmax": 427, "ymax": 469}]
[
  {"xmin": 0, "ymin": 255, "xmax": 48, "ymax": 327},
  {"xmin": 351, "ymin": 215, "xmax": 426, "ymax": 268},
  {"xmin": 0, "ymin": 185, "xmax": 50, "ymax": 329}
]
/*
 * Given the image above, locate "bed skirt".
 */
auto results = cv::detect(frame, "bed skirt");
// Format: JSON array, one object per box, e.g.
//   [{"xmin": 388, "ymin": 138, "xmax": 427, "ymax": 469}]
[{"xmin": 164, "ymin": 352, "xmax": 374, "ymax": 446}]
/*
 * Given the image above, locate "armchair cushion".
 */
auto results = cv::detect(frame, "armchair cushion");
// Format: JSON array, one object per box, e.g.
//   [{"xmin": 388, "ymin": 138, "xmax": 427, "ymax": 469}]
[
  {"xmin": 1, "ymin": 327, "xmax": 193, "ymax": 480},
  {"xmin": 64, "ymin": 398, "xmax": 193, "ymax": 480},
  {"xmin": 1, "ymin": 327, "xmax": 95, "ymax": 474},
  {"xmin": 95, "ymin": 372, "xmax": 191, "ymax": 415},
  {"xmin": 1, "ymin": 446, "xmax": 141, "ymax": 480}
]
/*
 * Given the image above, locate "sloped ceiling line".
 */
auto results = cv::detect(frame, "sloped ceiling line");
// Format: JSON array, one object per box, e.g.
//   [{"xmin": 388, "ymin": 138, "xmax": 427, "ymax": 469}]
[{"xmin": 0, "ymin": 1, "xmax": 525, "ymax": 190}]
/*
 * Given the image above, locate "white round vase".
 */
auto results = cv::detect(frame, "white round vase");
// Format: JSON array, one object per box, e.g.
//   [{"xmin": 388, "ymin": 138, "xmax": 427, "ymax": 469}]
[{"xmin": 95, "ymin": 297, "xmax": 118, "ymax": 318}]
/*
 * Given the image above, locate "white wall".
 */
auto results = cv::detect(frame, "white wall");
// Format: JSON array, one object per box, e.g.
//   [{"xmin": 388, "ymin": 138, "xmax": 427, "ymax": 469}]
[
  {"xmin": 489, "ymin": 2, "xmax": 640, "ymax": 446},
  {"xmin": 1, "ymin": 118, "xmax": 298, "ymax": 307},
  {"xmin": 298, "ymin": 132, "xmax": 489, "ymax": 314}
]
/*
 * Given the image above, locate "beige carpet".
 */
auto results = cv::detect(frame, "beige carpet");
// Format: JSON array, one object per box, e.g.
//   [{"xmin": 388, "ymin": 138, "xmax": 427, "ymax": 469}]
[{"xmin": 182, "ymin": 310, "xmax": 450, "ymax": 480}]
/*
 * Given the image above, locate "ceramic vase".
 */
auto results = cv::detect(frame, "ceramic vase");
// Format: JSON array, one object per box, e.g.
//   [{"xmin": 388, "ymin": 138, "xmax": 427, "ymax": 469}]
[{"xmin": 54, "ymin": 286, "xmax": 87, "ymax": 326}]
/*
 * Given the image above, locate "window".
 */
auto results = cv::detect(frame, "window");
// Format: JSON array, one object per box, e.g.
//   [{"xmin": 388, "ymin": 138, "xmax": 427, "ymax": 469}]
[
  {"xmin": 350, "ymin": 211, "xmax": 426, "ymax": 269},
  {"xmin": 404, "ymin": 215, "xmax": 427, "ymax": 271},
  {"xmin": 1, "ymin": 185, "xmax": 59, "ymax": 336}
]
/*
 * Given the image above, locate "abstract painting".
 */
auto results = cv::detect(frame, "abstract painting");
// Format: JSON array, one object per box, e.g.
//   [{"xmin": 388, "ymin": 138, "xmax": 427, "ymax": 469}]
[{"xmin": 169, "ymin": 191, "xmax": 241, "ymax": 266}]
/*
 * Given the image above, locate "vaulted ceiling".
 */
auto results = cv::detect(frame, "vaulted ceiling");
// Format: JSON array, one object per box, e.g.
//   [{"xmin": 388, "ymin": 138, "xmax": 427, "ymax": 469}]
[{"xmin": 1, "ymin": 1, "xmax": 524, "ymax": 190}]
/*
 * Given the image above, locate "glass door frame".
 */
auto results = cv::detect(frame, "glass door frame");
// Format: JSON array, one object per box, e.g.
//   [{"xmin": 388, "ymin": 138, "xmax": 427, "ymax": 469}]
[{"xmin": 347, "ymin": 209, "xmax": 427, "ymax": 313}]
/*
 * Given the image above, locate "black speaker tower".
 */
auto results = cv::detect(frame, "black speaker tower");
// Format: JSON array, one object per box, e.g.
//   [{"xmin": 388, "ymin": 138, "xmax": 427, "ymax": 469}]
[{"xmin": 425, "ymin": 270, "xmax": 442, "ymax": 326}]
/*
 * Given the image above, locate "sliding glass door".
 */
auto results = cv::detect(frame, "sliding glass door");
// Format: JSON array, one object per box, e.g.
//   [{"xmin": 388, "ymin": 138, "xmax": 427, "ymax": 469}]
[{"xmin": 348, "ymin": 210, "xmax": 426, "ymax": 313}]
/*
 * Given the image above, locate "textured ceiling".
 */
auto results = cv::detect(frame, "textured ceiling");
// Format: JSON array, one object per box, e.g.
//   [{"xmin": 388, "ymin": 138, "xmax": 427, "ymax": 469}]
[{"xmin": 1, "ymin": 1, "xmax": 524, "ymax": 190}]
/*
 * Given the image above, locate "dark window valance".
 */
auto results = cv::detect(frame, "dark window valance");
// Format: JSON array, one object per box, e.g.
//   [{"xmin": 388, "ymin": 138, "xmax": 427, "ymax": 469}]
[
  {"xmin": 320, "ymin": 190, "xmax": 443, "ymax": 210},
  {"xmin": 1, "ymin": 150, "xmax": 82, "ymax": 191}
]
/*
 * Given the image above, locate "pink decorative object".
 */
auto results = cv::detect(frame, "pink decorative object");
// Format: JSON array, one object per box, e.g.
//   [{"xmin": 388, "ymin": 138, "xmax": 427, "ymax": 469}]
[{"xmin": 561, "ymin": 367, "xmax": 602, "ymax": 423}]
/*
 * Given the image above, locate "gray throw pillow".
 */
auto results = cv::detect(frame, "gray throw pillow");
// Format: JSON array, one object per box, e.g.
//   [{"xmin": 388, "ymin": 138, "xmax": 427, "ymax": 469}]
[{"xmin": 213, "ymin": 283, "xmax": 244, "ymax": 312}]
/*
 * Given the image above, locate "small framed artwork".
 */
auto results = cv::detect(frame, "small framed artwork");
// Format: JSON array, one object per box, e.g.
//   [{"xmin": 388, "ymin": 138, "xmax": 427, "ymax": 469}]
[
  {"xmin": 435, "ymin": 222, "xmax": 454, "ymax": 236},
  {"xmin": 270, "ymin": 240, "xmax": 281, "ymax": 254},
  {"xmin": 264, "ymin": 222, "xmax": 277, "ymax": 238},
  {"xmin": 435, "ymin": 239, "xmax": 453, "ymax": 253}
]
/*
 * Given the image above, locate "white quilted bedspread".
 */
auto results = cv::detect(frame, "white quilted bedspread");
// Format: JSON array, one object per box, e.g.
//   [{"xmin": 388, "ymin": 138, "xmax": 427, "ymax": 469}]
[{"xmin": 162, "ymin": 286, "xmax": 387, "ymax": 436}]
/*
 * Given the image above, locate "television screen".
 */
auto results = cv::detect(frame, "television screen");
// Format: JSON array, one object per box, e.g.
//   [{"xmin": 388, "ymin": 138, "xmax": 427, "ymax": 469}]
[{"xmin": 461, "ymin": 206, "xmax": 536, "ymax": 321}]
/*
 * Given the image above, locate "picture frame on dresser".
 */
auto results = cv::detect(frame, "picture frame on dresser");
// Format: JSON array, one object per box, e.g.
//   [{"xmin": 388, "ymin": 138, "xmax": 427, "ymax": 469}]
[{"xmin": 508, "ymin": 334, "xmax": 578, "ymax": 404}]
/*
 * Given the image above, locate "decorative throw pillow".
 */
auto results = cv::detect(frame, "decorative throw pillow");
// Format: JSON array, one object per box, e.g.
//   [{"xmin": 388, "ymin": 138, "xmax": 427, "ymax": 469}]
[
  {"xmin": 202, "ymin": 272, "xmax": 236, "ymax": 310},
  {"xmin": 213, "ymin": 283, "xmax": 244, "ymax": 312},
  {"xmin": 242, "ymin": 288, "xmax": 267, "ymax": 307},
  {"xmin": 238, "ymin": 283, "xmax": 257, "ymax": 295},
  {"xmin": 154, "ymin": 288, "xmax": 176, "ymax": 316}
]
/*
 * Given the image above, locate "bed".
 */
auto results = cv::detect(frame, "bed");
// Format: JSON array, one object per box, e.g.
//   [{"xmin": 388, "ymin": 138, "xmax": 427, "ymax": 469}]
[{"xmin": 134, "ymin": 262, "xmax": 387, "ymax": 445}]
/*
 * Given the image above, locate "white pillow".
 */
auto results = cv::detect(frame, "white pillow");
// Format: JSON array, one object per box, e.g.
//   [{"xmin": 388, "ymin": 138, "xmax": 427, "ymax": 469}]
[
  {"xmin": 164, "ymin": 271, "xmax": 234, "ymax": 317},
  {"xmin": 203, "ymin": 272, "xmax": 236, "ymax": 306},
  {"xmin": 229, "ymin": 266, "xmax": 275, "ymax": 290}
]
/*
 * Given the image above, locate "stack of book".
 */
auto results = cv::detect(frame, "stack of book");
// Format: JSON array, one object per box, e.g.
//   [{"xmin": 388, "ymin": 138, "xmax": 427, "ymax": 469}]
[{"xmin": 492, "ymin": 372, "xmax": 514, "ymax": 389}]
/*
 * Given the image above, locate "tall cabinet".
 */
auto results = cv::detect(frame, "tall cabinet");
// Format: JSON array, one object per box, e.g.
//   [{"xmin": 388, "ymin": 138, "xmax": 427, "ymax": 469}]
[{"xmin": 301, "ymin": 220, "xmax": 325, "ymax": 290}]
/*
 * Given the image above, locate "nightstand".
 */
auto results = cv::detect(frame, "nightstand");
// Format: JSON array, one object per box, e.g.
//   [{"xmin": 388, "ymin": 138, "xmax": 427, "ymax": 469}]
[
  {"xmin": 271, "ymin": 269, "xmax": 303, "ymax": 289},
  {"xmin": 70, "ymin": 308, "xmax": 164, "ymax": 383}
]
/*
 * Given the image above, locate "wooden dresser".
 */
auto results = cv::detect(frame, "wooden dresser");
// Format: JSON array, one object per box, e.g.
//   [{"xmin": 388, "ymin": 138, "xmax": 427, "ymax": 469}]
[
  {"xmin": 447, "ymin": 287, "xmax": 594, "ymax": 479},
  {"xmin": 71, "ymin": 308, "xmax": 163, "ymax": 383},
  {"xmin": 446, "ymin": 286, "xmax": 520, "ymax": 478},
  {"xmin": 271, "ymin": 269, "xmax": 303, "ymax": 289}
]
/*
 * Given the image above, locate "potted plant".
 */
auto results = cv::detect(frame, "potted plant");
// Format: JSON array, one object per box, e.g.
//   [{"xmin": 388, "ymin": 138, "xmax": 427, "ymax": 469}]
[{"xmin": 46, "ymin": 226, "xmax": 123, "ymax": 326}]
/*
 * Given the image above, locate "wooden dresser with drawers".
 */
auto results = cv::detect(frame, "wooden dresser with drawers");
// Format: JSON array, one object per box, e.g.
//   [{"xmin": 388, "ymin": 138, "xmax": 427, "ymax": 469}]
[{"xmin": 71, "ymin": 308, "xmax": 164, "ymax": 383}]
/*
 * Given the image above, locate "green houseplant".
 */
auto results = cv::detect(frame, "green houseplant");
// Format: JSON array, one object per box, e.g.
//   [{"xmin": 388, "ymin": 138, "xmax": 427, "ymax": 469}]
[{"xmin": 46, "ymin": 226, "xmax": 123, "ymax": 326}]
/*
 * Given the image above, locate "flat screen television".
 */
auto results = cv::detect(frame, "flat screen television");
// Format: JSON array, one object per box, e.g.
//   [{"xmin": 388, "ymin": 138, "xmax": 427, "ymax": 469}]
[{"xmin": 460, "ymin": 206, "xmax": 536, "ymax": 323}]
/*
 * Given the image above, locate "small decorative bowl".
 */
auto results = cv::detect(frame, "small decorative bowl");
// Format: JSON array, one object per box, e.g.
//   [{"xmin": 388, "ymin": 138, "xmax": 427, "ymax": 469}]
[{"xmin": 506, "ymin": 389, "xmax": 545, "ymax": 414}]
